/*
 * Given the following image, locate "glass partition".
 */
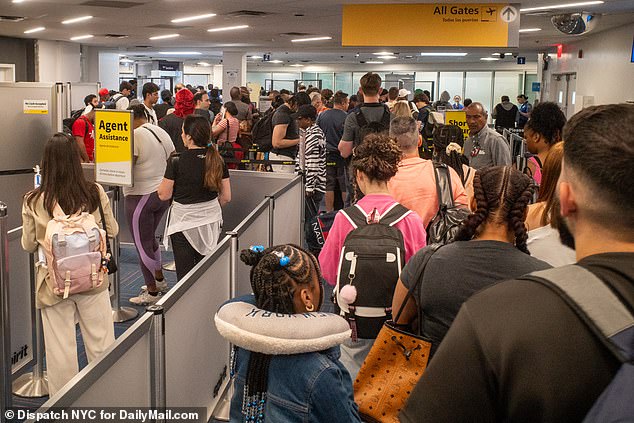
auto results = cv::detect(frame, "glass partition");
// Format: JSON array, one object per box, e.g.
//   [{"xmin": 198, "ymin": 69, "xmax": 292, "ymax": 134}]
[
  {"xmin": 334, "ymin": 72, "xmax": 353, "ymax": 95},
  {"xmin": 493, "ymin": 71, "xmax": 524, "ymax": 106},
  {"xmin": 247, "ymin": 72, "xmax": 269, "ymax": 89},
  {"xmin": 439, "ymin": 72, "xmax": 464, "ymax": 100},
  {"xmin": 465, "ymin": 71, "xmax": 493, "ymax": 119},
  {"xmin": 318, "ymin": 72, "xmax": 335, "ymax": 90}
]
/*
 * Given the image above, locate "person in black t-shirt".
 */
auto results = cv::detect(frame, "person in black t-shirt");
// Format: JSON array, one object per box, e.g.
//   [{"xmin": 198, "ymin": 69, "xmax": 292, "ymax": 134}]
[
  {"xmin": 270, "ymin": 93, "xmax": 311, "ymax": 173},
  {"xmin": 158, "ymin": 115, "xmax": 231, "ymax": 280}
]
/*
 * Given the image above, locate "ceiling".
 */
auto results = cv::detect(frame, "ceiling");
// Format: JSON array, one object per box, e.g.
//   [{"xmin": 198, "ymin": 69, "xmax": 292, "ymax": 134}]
[{"xmin": 2, "ymin": 0, "xmax": 634, "ymax": 65}]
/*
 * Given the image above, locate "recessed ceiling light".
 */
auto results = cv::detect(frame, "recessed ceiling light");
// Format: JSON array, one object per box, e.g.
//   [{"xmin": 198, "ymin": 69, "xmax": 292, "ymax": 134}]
[
  {"xmin": 405, "ymin": 55, "xmax": 414, "ymax": 59},
  {"xmin": 481, "ymin": 57, "xmax": 500, "ymax": 61},
  {"xmin": 24, "ymin": 27, "xmax": 45, "ymax": 34},
  {"xmin": 248, "ymin": 55, "xmax": 263, "ymax": 59},
  {"xmin": 373, "ymin": 51, "xmax": 393, "ymax": 55},
  {"xmin": 171, "ymin": 13, "xmax": 216, "ymax": 23},
  {"xmin": 197, "ymin": 62, "xmax": 211, "ymax": 66},
  {"xmin": 377, "ymin": 55, "xmax": 397, "ymax": 60},
  {"xmin": 420, "ymin": 52, "xmax": 468, "ymax": 57},
  {"xmin": 62, "ymin": 16, "xmax": 93, "ymax": 25},
  {"xmin": 207, "ymin": 25, "xmax": 249, "ymax": 32},
  {"xmin": 505, "ymin": 52, "xmax": 514, "ymax": 55},
  {"xmin": 365, "ymin": 61, "xmax": 384, "ymax": 64},
  {"xmin": 519, "ymin": 28, "xmax": 542, "ymax": 32},
  {"xmin": 269, "ymin": 60, "xmax": 284, "ymax": 63},
  {"xmin": 291, "ymin": 36, "xmax": 332, "ymax": 42},
  {"xmin": 149, "ymin": 34, "xmax": 179, "ymax": 40},
  {"xmin": 70, "ymin": 34, "xmax": 93, "ymax": 41},
  {"xmin": 492, "ymin": 52, "xmax": 501, "ymax": 56},
  {"xmin": 520, "ymin": 1, "xmax": 603, "ymax": 12},
  {"xmin": 290, "ymin": 64, "xmax": 304, "ymax": 67},
  {"xmin": 159, "ymin": 51, "xmax": 202, "ymax": 55}
]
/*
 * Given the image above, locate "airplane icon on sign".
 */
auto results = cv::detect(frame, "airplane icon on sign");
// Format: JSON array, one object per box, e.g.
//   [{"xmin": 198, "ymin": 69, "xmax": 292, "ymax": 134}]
[{"xmin": 486, "ymin": 7, "xmax": 495, "ymax": 15}]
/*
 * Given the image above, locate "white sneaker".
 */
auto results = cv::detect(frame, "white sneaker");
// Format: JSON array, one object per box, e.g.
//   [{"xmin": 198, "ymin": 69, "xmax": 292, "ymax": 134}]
[
  {"xmin": 129, "ymin": 290, "xmax": 162, "ymax": 306},
  {"xmin": 141, "ymin": 279, "xmax": 169, "ymax": 293}
]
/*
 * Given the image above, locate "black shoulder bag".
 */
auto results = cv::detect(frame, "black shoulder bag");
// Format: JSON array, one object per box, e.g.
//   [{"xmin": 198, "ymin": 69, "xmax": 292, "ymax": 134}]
[{"xmin": 97, "ymin": 201, "xmax": 117, "ymax": 275}]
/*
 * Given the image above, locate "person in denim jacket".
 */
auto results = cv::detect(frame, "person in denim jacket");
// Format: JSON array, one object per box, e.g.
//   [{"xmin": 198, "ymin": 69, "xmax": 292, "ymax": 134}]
[{"xmin": 215, "ymin": 244, "xmax": 361, "ymax": 423}]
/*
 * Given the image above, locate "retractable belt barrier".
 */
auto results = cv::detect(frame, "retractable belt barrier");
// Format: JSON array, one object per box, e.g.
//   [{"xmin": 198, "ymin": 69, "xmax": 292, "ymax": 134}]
[{"xmin": 23, "ymin": 171, "xmax": 304, "ymax": 423}]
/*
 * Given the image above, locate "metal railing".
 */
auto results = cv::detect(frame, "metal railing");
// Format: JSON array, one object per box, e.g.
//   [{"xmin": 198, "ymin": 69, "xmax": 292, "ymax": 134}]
[{"xmin": 21, "ymin": 172, "xmax": 303, "ymax": 422}]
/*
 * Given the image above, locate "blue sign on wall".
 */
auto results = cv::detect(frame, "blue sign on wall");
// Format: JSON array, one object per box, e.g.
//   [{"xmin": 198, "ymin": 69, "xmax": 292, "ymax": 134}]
[
  {"xmin": 517, "ymin": 56, "xmax": 526, "ymax": 65},
  {"xmin": 532, "ymin": 82, "xmax": 541, "ymax": 92}
]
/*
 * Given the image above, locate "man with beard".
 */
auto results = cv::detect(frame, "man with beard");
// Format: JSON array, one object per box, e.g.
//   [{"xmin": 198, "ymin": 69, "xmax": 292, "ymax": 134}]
[{"xmin": 400, "ymin": 103, "xmax": 634, "ymax": 423}]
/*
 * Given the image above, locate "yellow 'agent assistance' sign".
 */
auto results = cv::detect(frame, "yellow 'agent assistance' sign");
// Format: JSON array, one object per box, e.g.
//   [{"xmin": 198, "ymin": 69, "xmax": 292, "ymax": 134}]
[
  {"xmin": 94, "ymin": 110, "xmax": 134, "ymax": 187},
  {"xmin": 445, "ymin": 111, "xmax": 470, "ymax": 140},
  {"xmin": 342, "ymin": 3, "xmax": 520, "ymax": 47}
]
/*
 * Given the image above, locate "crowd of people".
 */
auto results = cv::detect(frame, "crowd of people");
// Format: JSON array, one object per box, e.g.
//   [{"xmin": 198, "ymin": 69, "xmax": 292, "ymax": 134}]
[{"xmin": 23, "ymin": 71, "xmax": 634, "ymax": 423}]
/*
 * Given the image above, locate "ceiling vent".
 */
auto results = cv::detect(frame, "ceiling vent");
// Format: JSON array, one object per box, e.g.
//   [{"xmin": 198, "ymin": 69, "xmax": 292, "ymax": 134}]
[
  {"xmin": 0, "ymin": 15, "xmax": 26, "ymax": 22},
  {"xmin": 81, "ymin": 0, "xmax": 144, "ymax": 8},
  {"xmin": 104, "ymin": 34, "xmax": 129, "ymax": 38},
  {"xmin": 551, "ymin": 13, "xmax": 601, "ymax": 35},
  {"xmin": 225, "ymin": 10, "xmax": 271, "ymax": 18},
  {"xmin": 279, "ymin": 32, "xmax": 311, "ymax": 37},
  {"xmin": 147, "ymin": 24, "xmax": 192, "ymax": 29}
]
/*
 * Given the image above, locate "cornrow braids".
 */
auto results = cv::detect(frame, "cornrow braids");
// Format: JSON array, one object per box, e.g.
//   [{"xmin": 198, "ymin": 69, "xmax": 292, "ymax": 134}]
[
  {"xmin": 238, "ymin": 243, "xmax": 323, "ymax": 422},
  {"xmin": 455, "ymin": 166, "xmax": 536, "ymax": 254}
]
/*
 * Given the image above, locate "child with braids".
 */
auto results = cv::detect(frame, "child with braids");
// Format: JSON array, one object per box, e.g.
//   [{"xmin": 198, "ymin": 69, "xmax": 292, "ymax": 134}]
[
  {"xmin": 319, "ymin": 134, "xmax": 427, "ymax": 377},
  {"xmin": 214, "ymin": 244, "xmax": 361, "ymax": 423},
  {"xmin": 392, "ymin": 165, "xmax": 550, "ymax": 359}
]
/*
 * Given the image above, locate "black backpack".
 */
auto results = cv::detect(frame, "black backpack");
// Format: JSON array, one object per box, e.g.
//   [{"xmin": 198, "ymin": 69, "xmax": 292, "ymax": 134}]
[
  {"xmin": 251, "ymin": 108, "xmax": 274, "ymax": 152},
  {"xmin": 335, "ymin": 203, "xmax": 411, "ymax": 339},
  {"xmin": 426, "ymin": 163, "xmax": 470, "ymax": 244},
  {"xmin": 432, "ymin": 124, "xmax": 464, "ymax": 149},
  {"xmin": 354, "ymin": 104, "xmax": 391, "ymax": 147},
  {"xmin": 62, "ymin": 110, "xmax": 89, "ymax": 137}
]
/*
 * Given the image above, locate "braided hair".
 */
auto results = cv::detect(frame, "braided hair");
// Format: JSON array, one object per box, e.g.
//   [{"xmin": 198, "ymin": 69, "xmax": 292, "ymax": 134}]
[
  {"xmin": 455, "ymin": 166, "xmax": 536, "ymax": 254},
  {"xmin": 237, "ymin": 244, "xmax": 322, "ymax": 421}
]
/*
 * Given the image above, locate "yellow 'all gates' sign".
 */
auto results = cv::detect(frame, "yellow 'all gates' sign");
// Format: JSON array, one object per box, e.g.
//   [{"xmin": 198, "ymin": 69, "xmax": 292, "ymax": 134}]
[
  {"xmin": 342, "ymin": 3, "xmax": 520, "ymax": 47},
  {"xmin": 94, "ymin": 110, "xmax": 134, "ymax": 187}
]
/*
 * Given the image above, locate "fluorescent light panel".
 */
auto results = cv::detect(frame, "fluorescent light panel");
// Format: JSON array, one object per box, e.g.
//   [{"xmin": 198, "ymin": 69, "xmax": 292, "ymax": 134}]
[
  {"xmin": 149, "ymin": 34, "xmax": 179, "ymax": 40},
  {"xmin": 291, "ymin": 36, "xmax": 332, "ymax": 42},
  {"xmin": 377, "ymin": 55, "xmax": 397, "ymax": 60},
  {"xmin": 12, "ymin": 0, "xmax": 25, "ymax": 3},
  {"xmin": 62, "ymin": 16, "xmax": 93, "ymax": 25},
  {"xmin": 207, "ymin": 25, "xmax": 249, "ymax": 32},
  {"xmin": 289, "ymin": 64, "xmax": 304, "ymax": 67},
  {"xmin": 520, "ymin": 1, "xmax": 603, "ymax": 12},
  {"xmin": 248, "ymin": 55, "xmax": 263, "ymax": 59},
  {"xmin": 481, "ymin": 57, "xmax": 500, "ymax": 61},
  {"xmin": 365, "ymin": 61, "xmax": 383, "ymax": 64},
  {"xmin": 519, "ymin": 28, "xmax": 542, "ymax": 32},
  {"xmin": 70, "ymin": 34, "xmax": 93, "ymax": 40},
  {"xmin": 119, "ymin": 58, "xmax": 134, "ymax": 63},
  {"xmin": 171, "ymin": 13, "xmax": 216, "ymax": 23},
  {"xmin": 373, "ymin": 51, "xmax": 393, "ymax": 55},
  {"xmin": 197, "ymin": 62, "xmax": 211, "ymax": 66},
  {"xmin": 269, "ymin": 60, "xmax": 283, "ymax": 63},
  {"xmin": 420, "ymin": 52, "xmax": 468, "ymax": 56},
  {"xmin": 24, "ymin": 27, "xmax": 45, "ymax": 34},
  {"xmin": 159, "ymin": 51, "xmax": 201, "ymax": 55}
]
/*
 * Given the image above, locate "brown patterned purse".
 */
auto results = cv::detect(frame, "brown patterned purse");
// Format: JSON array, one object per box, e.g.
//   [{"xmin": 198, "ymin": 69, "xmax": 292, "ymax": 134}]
[{"xmin": 353, "ymin": 244, "xmax": 441, "ymax": 423}]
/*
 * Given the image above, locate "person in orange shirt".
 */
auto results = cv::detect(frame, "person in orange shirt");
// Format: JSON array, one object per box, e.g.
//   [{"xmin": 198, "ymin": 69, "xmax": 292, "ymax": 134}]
[
  {"xmin": 388, "ymin": 116, "xmax": 468, "ymax": 227},
  {"xmin": 309, "ymin": 92, "xmax": 329, "ymax": 115}
]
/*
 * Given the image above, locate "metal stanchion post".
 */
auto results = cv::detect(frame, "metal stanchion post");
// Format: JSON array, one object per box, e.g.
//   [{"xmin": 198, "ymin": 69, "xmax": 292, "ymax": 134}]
[
  {"xmin": 110, "ymin": 187, "xmax": 138, "ymax": 322},
  {"xmin": 0, "ymin": 202, "xmax": 13, "ymax": 416},
  {"xmin": 147, "ymin": 305, "xmax": 166, "ymax": 422},
  {"xmin": 12, "ymin": 253, "xmax": 49, "ymax": 397},
  {"xmin": 212, "ymin": 232, "xmax": 238, "ymax": 422},
  {"xmin": 266, "ymin": 196, "xmax": 275, "ymax": 248}
]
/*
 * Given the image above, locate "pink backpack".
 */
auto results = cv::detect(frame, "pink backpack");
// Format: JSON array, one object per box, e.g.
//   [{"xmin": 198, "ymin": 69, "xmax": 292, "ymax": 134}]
[{"xmin": 43, "ymin": 204, "xmax": 106, "ymax": 299}]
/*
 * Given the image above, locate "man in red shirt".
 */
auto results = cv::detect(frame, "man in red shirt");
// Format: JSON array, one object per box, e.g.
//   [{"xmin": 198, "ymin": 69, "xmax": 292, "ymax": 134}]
[{"xmin": 72, "ymin": 105, "xmax": 96, "ymax": 162}]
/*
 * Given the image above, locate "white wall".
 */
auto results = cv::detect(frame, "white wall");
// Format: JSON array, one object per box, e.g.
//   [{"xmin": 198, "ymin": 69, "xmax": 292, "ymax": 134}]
[
  {"xmin": 36, "ymin": 40, "xmax": 80, "ymax": 82},
  {"xmin": 544, "ymin": 22, "xmax": 634, "ymax": 106},
  {"xmin": 81, "ymin": 45, "xmax": 100, "ymax": 83}
]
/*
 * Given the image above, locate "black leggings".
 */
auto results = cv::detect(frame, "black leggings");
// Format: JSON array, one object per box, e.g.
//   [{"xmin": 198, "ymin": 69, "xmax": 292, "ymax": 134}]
[{"xmin": 170, "ymin": 231, "xmax": 204, "ymax": 281}]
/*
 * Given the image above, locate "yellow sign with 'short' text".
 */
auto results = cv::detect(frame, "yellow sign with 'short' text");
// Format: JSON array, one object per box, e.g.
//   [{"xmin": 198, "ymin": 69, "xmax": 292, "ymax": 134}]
[
  {"xmin": 342, "ymin": 3, "xmax": 520, "ymax": 47},
  {"xmin": 445, "ymin": 110, "xmax": 470, "ymax": 139},
  {"xmin": 94, "ymin": 110, "xmax": 134, "ymax": 187}
]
